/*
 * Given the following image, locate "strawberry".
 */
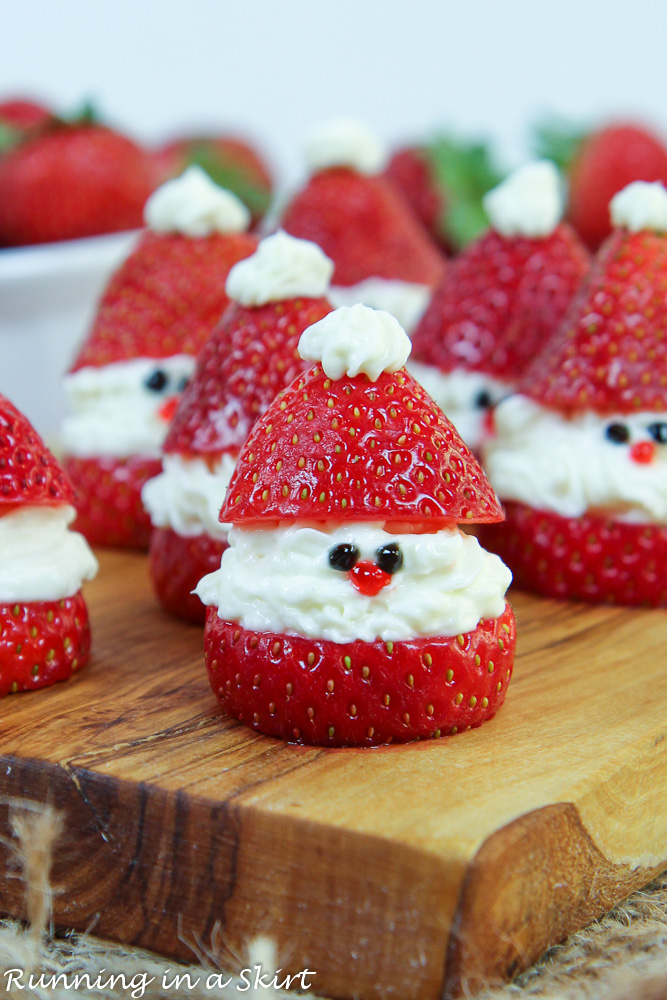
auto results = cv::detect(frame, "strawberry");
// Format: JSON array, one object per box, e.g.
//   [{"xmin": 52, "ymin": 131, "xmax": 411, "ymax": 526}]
[
  {"xmin": 534, "ymin": 119, "xmax": 667, "ymax": 250},
  {"xmin": 153, "ymin": 134, "xmax": 273, "ymax": 225},
  {"xmin": 150, "ymin": 528, "xmax": 226, "ymax": 624},
  {"xmin": 282, "ymin": 168, "xmax": 446, "ymax": 288},
  {"xmin": 384, "ymin": 147, "xmax": 446, "ymax": 247},
  {"xmin": 0, "ymin": 593, "xmax": 90, "ymax": 696},
  {"xmin": 0, "ymin": 395, "xmax": 73, "ymax": 508},
  {"xmin": 481, "ymin": 503, "xmax": 667, "ymax": 606},
  {"xmin": 0, "ymin": 123, "xmax": 155, "ymax": 246},
  {"xmin": 205, "ymin": 604, "xmax": 515, "ymax": 745},
  {"xmin": 70, "ymin": 229, "xmax": 258, "ymax": 371},
  {"xmin": 64, "ymin": 454, "xmax": 161, "ymax": 549},
  {"xmin": 0, "ymin": 97, "xmax": 53, "ymax": 130},
  {"xmin": 221, "ymin": 364, "xmax": 503, "ymax": 528}
]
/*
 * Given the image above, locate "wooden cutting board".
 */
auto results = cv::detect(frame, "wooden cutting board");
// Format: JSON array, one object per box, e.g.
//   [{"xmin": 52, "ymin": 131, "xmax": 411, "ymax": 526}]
[{"xmin": 0, "ymin": 550, "xmax": 665, "ymax": 1000}]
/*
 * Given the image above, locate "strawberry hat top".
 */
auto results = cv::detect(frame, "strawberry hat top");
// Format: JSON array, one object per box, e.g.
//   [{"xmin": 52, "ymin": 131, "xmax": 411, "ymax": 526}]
[
  {"xmin": 70, "ymin": 167, "xmax": 258, "ymax": 372},
  {"xmin": 520, "ymin": 180, "xmax": 667, "ymax": 414},
  {"xmin": 164, "ymin": 231, "xmax": 334, "ymax": 457},
  {"xmin": 281, "ymin": 118, "xmax": 446, "ymax": 288},
  {"xmin": 411, "ymin": 161, "xmax": 590, "ymax": 380},
  {"xmin": 220, "ymin": 304, "xmax": 504, "ymax": 528},
  {"xmin": 0, "ymin": 394, "xmax": 74, "ymax": 507}
]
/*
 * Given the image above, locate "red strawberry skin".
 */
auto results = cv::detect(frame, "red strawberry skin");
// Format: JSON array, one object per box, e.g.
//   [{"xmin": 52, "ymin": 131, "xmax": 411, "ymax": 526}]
[
  {"xmin": 222, "ymin": 366, "xmax": 504, "ymax": 528},
  {"xmin": 568, "ymin": 124, "xmax": 667, "ymax": 251},
  {"xmin": 521, "ymin": 228, "xmax": 667, "ymax": 414},
  {"xmin": 165, "ymin": 297, "xmax": 332, "ymax": 457},
  {"xmin": 149, "ymin": 527, "xmax": 226, "ymax": 624},
  {"xmin": 64, "ymin": 455, "xmax": 161, "ymax": 549},
  {"xmin": 204, "ymin": 604, "xmax": 515, "ymax": 746},
  {"xmin": 0, "ymin": 125, "xmax": 155, "ymax": 247},
  {"xmin": 0, "ymin": 98, "xmax": 53, "ymax": 131},
  {"xmin": 481, "ymin": 502, "xmax": 667, "ymax": 606},
  {"xmin": 0, "ymin": 592, "xmax": 91, "ymax": 696},
  {"xmin": 384, "ymin": 147, "xmax": 446, "ymax": 248},
  {"xmin": 0, "ymin": 394, "xmax": 74, "ymax": 508},
  {"xmin": 282, "ymin": 168, "xmax": 446, "ymax": 287},
  {"xmin": 71, "ymin": 231, "xmax": 258, "ymax": 370},
  {"xmin": 411, "ymin": 224, "xmax": 589, "ymax": 380}
]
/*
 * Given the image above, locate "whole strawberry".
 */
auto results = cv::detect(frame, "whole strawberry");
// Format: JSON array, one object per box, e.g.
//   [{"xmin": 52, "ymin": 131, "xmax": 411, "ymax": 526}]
[
  {"xmin": 0, "ymin": 394, "xmax": 97, "ymax": 696},
  {"xmin": 534, "ymin": 119, "xmax": 667, "ymax": 250},
  {"xmin": 153, "ymin": 133, "xmax": 273, "ymax": 226},
  {"xmin": 196, "ymin": 304, "xmax": 514, "ymax": 746},
  {"xmin": 483, "ymin": 181, "xmax": 667, "ymax": 606},
  {"xmin": 0, "ymin": 120, "xmax": 154, "ymax": 246}
]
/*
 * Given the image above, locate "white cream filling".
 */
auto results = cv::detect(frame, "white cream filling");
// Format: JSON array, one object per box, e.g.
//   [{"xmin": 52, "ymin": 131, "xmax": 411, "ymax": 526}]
[
  {"xmin": 299, "ymin": 304, "xmax": 411, "ymax": 381},
  {"xmin": 225, "ymin": 230, "xmax": 333, "ymax": 306},
  {"xmin": 144, "ymin": 165, "xmax": 250, "ymax": 236},
  {"xmin": 483, "ymin": 161, "xmax": 564, "ymax": 238},
  {"xmin": 304, "ymin": 117, "xmax": 387, "ymax": 175},
  {"xmin": 408, "ymin": 362, "xmax": 511, "ymax": 450},
  {"xmin": 196, "ymin": 522, "xmax": 511, "ymax": 644},
  {"xmin": 610, "ymin": 181, "xmax": 667, "ymax": 233},
  {"xmin": 484, "ymin": 395, "xmax": 667, "ymax": 522},
  {"xmin": 0, "ymin": 505, "xmax": 98, "ymax": 603},
  {"xmin": 328, "ymin": 278, "xmax": 432, "ymax": 335},
  {"xmin": 61, "ymin": 356, "xmax": 196, "ymax": 458},
  {"xmin": 142, "ymin": 452, "xmax": 237, "ymax": 540}
]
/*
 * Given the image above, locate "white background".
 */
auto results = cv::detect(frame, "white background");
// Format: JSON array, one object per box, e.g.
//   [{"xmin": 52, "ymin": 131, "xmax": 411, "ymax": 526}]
[{"xmin": 1, "ymin": 0, "xmax": 667, "ymax": 184}]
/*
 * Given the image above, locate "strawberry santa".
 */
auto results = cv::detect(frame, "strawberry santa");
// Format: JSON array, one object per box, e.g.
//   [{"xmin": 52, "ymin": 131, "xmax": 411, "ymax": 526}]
[
  {"xmin": 196, "ymin": 304, "xmax": 515, "ymax": 746},
  {"xmin": 0, "ymin": 395, "xmax": 98, "ymax": 696},
  {"xmin": 483, "ymin": 181, "xmax": 667, "ymax": 605},
  {"xmin": 61, "ymin": 166, "xmax": 258, "ymax": 549},
  {"xmin": 142, "ymin": 231, "xmax": 334, "ymax": 623},
  {"xmin": 409, "ymin": 162, "xmax": 589, "ymax": 450},
  {"xmin": 281, "ymin": 117, "xmax": 446, "ymax": 333}
]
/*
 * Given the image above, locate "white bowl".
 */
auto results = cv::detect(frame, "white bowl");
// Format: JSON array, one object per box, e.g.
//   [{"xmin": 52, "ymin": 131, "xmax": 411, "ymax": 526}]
[{"xmin": 0, "ymin": 230, "xmax": 139, "ymax": 442}]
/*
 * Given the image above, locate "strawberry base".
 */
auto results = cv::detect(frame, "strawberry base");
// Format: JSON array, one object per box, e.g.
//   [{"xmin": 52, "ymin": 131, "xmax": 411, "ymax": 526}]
[
  {"xmin": 204, "ymin": 604, "xmax": 515, "ymax": 746},
  {"xmin": 480, "ymin": 502, "xmax": 667, "ymax": 606},
  {"xmin": 64, "ymin": 454, "xmax": 162, "ymax": 550},
  {"xmin": 0, "ymin": 592, "xmax": 91, "ymax": 696},
  {"xmin": 149, "ymin": 527, "xmax": 227, "ymax": 625}
]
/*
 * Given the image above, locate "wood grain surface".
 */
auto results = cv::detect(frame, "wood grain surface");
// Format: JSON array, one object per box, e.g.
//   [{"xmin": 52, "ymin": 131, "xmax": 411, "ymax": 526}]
[{"xmin": 0, "ymin": 550, "xmax": 665, "ymax": 1000}]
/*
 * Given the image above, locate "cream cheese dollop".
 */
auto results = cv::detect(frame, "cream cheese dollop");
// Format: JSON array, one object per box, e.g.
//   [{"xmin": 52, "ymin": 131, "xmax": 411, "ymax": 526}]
[
  {"xmin": 484, "ymin": 394, "xmax": 667, "ymax": 522},
  {"xmin": 328, "ymin": 278, "xmax": 432, "ymax": 335},
  {"xmin": 0, "ymin": 506, "xmax": 98, "ymax": 603},
  {"xmin": 142, "ymin": 452, "xmax": 237, "ymax": 540},
  {"xmin": 610, "ymin": 180, "xmax": 667, "ymax": 233},
  {"xmin": 304, "ymin": 117, "xmax": 387, "ymax": 175},
  {"xmin": 483, "ymin": 161, "xmax": 564, "ymax": 239},
  {"xmin": 408, "ymin": 362, "xmax": 511, "ymax": 450},
  {"xmin": 299, "ymin": 304, "xmax": 411, "ymax": 381},
  {"xmin": 62, "ymin": 355, "xmax": 196, "ymax": 458},
  {"xmin": 225, "ymin": 231, "xmax": 333, "ymax": 306},
  {"xmin": 144, "ymin": 165, "xmax": 251, "ymax": 237},
  {"xmin": 196, "ymin": 522, "xmax": 511, "ymax": 644}
]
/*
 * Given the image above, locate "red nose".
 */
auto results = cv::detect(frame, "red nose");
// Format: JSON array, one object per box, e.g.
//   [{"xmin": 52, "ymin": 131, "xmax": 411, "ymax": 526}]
[
  {"xmin": 158, "ymin": 395, "xmax": 180, "ymax": 423},
  {"xmin": 630, "ymin": 441, "xmax": 655, "ymax": 464},
  {"xmin": 349, "ymin": 560, "xmax": 391, "ymax": 597}
]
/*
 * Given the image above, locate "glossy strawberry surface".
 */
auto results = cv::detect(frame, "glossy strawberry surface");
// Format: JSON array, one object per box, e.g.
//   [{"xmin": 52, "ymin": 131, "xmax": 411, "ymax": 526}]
[
  {"xmin": 204, "ymin": 604, "xmax": 515, "ymax": 746},
  {"xmin": 149, "ymin": 527, "xmax": 226, "ymax": 625},
  {"xmin": 64, "ymin": 455, "xmax": 161, "ymax": 549},
  {"xmin": 0, "ymin": 394, "xmax": 73, "ymax": 508},
  {"xmin": 221, "ymin": 365, "xmax": 504, "ymax": 527},
  {"xmin": 0, "ymin": 592, "xmax": 90, "ymax": 696},
  {"xmin": 481, "ymin": 502, "xmax": 667, "ymax": 606}
]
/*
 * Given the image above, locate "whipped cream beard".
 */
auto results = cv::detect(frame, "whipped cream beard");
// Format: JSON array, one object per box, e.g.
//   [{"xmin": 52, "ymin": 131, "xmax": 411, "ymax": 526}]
[
  {"xmin": 196, "ymin": 522, "xmax": 511, "ymax": 644},
  {"xmin": 328, "ymin": 279, "xmax": 432, "ymax": 335},
  {"xmin": 62, "ymin": 355, "xmax": 196, "ymax": 459},
  {"xmin": 407, "ymin": 363, "xmax": 511, "ymax": 450},
  {"xmin": 142, "ymin": 452, "xmax": 237, "ymax": 541},
  {"xmin": 485, "ymin": 395, "xmax": 667, "ymax": 523},
  {"xmin": 0, "ymin": 506, "xmax": 98, "ymax": 603}
]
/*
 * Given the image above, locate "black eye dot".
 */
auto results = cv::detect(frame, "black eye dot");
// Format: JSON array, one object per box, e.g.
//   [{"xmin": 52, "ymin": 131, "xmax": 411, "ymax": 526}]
[
  {"xmin": 177, "ymin": 376, "xmax": 190, "ymax": 392},
  {"xmin": 328, "ymin": 544, "xmax": 359, "ymax": 572},
  {"xmin": 376, "ymin": 542, "xmax": 403, "ymax": 575},
  {"xmin": 145, "ymin": 369, "xmax": 168, "ymax": 392},
  {"xmin": 648, "ymin": 422, "xmax": 667, "ymax": 444},
  {"xmin": 474, "ymin": 390, "xmax": 493, "ymax": 409},
  {"xmin": 606, "ymin": 423, "xmax": 630, "ymax": 444}
]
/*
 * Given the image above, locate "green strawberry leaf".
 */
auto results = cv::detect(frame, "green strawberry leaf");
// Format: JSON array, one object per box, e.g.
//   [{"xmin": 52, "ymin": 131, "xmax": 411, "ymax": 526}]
[
  {"xmin": 531, "ymin": 116, "xmax": 590, "ymax": 172},
  {"xmin": 424, "ymin": 134, "xmax": 504, "ymax": 250},
  {"xmin": 187, "ymin": 144, "xmax": 271, "ymax": 219},
  {"xmin": 0, "ymin": 123, "xmax": 22, "ymax": 154}
]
